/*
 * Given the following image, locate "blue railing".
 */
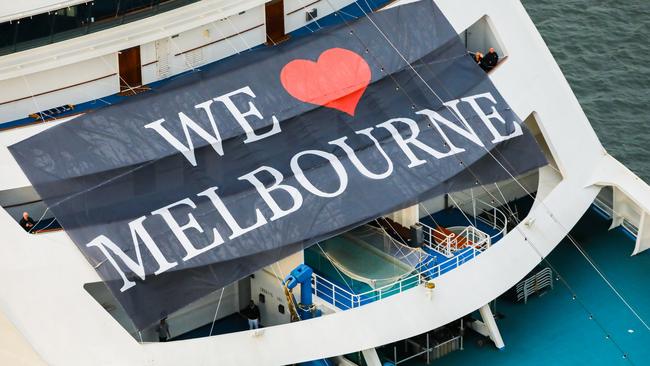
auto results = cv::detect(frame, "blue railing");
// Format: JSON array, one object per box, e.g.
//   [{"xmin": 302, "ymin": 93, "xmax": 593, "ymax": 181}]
[{"xmin": 312, "ymin": 245, "xmax": 483, "ymax": 310}]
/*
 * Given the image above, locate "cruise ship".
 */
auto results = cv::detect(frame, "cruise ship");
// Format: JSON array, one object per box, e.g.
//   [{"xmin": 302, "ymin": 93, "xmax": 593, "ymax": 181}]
[{"xmin": 1, "ymin": 1, "xmax": 649, "ymax": 365}]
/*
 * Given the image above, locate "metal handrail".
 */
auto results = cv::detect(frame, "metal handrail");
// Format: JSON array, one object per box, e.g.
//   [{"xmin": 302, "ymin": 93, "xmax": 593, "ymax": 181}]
[
  {"xmin": 311, "ymin": 203, "xmax": 509, "ymax": 310},
  {"xmin": 474, "ymin": 198, "xmax": 509, "ymax": 241},
  {"xmin": 430, "ymin": 335, "xmax": 462, "ymax": 361},
  {"xmin": 419, "ymin": 222, "xmax": 491, "ymax": 257},
  {"xmin": 516, "ymin": 267, "xmax": 553, "ymax": 303},
  {"xmin": 419, "ymin": 222, "xmax": 455, "ymax": 257},
  {"xmin": 312, "ymin": 243, "xmax": 486, "ymax": 310},
  {"xmin": 592, "ymin": 197, "xmax": 639, "ymax": 236}
]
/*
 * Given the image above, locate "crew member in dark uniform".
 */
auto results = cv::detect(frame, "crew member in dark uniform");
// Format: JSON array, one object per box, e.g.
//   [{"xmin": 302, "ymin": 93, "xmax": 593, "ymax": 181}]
[
  {"xmin": 481, "ymin": 47, "xmax": 499, "ymax": 72},
  {"xmin": 243, "ymin": 300, "xmax": 261, "ymax": 329},
  {"xmin": 19, "ymin": 212, "xmax": 36, "ymax": 232},
  {"xmin": 156, "ymin": 317, "xmax": 171, "ymax": 342}
]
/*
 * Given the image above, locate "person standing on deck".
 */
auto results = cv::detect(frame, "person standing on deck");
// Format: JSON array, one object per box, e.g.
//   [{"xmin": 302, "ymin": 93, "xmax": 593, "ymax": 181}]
[
  {"xmin": 156, "ymin": 318, "xmax": 171, "ymax": 342},
  {"xmin": 243, "ymin": 300, "xmax": 261, "ymax": 330}
]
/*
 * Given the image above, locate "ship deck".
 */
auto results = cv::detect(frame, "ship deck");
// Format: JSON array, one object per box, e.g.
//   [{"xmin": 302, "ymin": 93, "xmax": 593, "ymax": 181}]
[{"xmin": 384, "ymin": 206, "xmax": 650, "ymax": 365}]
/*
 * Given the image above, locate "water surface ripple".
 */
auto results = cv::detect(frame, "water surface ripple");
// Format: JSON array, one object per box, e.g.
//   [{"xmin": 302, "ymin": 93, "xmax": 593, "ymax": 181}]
[{"xmin": 522, "ymin": 0, "xmax": 650, "ymax": 180}]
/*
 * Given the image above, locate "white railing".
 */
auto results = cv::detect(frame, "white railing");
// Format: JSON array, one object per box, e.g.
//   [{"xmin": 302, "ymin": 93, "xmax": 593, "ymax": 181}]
[
  {"xmin": 474, "ymin": 199, "xmax": 509, "ymax": 242},
  {"xmin": 592, "ymin": 196, "xmax": 639, "ymax": 237},
  {"xmin": 593, "ymin": 197, "xmax": 613, "ymax": 218},
  {"xmin": 460, "ymin": 225, "xmax": 491, "ymax": 251},
  {"xmin": 516, "ymin": 267, "xmax": 553, "ymax": 304},
  {"xmin": 312, "ymin": 244, "xmax": 486, "ymax": 310},
  {"xmin": 310, "ymin": 204, "xmax": 509, "ymax": 310},
  {"xmin": 420, "ymin": 222, "xmax": 455, "ymax": 257},
  {"xmin": 419, "ymin": 222, "xmax": 491, "ymax": 257},
  {"xmin": 386, "ymin": 334, "xmax": 462, "ymax": 365},
  {"xmin": 430, "ymin": 335, "xmax": 462, "ymax": 361}
]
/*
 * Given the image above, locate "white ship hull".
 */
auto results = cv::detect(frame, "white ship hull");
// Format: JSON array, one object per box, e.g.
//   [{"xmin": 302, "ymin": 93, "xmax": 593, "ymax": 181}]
[{"xmin": 0, "ymin": 1, "xmax": 648, "ymax": 365}]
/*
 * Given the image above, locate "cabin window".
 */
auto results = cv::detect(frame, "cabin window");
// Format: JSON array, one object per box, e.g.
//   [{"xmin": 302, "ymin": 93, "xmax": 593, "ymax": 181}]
[
  {"xmin": 0, "ymin": 186, "xmax": 60, "ymax": 233},
  {"xmin": 462, "ymin": 15, "xmax": 508, "ymax": 72},
  {"xmin": 0, "ymin": 0, "xmax": 202, "ymax": 56}
]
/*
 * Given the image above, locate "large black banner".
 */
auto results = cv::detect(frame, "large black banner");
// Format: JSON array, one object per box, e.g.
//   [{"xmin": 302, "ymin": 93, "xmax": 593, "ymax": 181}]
[{"xmin": 10, "ymin": 0, "xmax": 546, "ymax": 329}]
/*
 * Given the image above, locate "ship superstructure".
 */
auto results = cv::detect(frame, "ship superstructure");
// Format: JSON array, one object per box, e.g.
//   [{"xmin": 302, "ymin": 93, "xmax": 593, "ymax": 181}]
[{"xmin": 0, "ymin": 1, "xmax": 649, "ymax": 365}]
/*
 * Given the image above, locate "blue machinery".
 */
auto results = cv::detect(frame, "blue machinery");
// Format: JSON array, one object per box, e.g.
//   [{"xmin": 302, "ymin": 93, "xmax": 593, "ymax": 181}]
[
  {"xmin": 284, "ymin": 264, "xmax": 332, "ymax": 366},
  {"xmin": 283, "ymin": 264, "xmax": 322, "ymax": 321}
]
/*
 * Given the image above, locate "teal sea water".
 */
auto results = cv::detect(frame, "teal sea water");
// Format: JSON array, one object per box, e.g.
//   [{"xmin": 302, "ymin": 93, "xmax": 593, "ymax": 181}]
[{"xmin": 522, "ymin": 0, "xmax": 650, "ymax": 180}]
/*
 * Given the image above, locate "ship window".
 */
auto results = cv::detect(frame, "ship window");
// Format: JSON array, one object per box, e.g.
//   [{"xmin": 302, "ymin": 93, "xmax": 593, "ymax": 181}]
[
  {"xmin": 14, "ymin": 13, "xmax": 53, "ymax": 51},
  {"xmin": 0, "ymin": 186, "xmax": 60, "ymax": 233},
  {"xmin": 119, "ymin": 0, "xmax": 150, "ymax": 15},
  {"xmin": 461, "ymin": 15, "xmax": 508, "ymax": 72},
  {"xmin": 523, "ymin": 112, "xmax": 563, "ymax": 177},
  {"xmin": 0, "ymin": 0, "xmax": 202, "ymax": 57},
  {"xmin": 0, "ymin": 22, "xmax": 16, "ymax": 50}
]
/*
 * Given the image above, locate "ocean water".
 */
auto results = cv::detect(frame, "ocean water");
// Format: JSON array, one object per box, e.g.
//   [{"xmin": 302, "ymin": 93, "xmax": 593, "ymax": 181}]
[{"xmin": 521, "ymin": 1, "xmax": 650, "ymax": 180}]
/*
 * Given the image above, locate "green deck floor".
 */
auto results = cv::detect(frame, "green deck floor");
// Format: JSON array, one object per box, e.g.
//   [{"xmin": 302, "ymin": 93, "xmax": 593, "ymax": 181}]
[{"xmin": 397, "ymin": 207, "xmax": 650, "ymax": 366}]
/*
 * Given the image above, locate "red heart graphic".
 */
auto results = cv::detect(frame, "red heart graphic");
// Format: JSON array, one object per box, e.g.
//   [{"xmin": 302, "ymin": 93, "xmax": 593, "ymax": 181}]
[{"xmin": 280, "ymin": 48, "xmax": 371, "ymax": 116}]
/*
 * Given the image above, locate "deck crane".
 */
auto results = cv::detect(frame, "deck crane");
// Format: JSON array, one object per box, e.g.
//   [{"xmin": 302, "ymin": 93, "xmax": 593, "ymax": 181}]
[{"xmin": 282, "ymin": 264, "xmax": 321, "ymax": 321}]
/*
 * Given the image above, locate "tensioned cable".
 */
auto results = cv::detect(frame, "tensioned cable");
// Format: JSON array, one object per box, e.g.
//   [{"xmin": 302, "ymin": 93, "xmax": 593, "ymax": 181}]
[
  {"xmin": 225, "ymin": 16, "xmax": 254, "ymax": 50},
  {"xmin": 316, "ymin": 242, "xmax": 356, "ymax": 293},
  {"xmin": 492, "ymin": 148, "xmax": 650, "ymax": 335},
  {"xmin": 18, "ymin": 23, "xmax": 335, "ymax": 214},
  {"xmin": 318, "ymin": 1, "xmax": 639, "ymax": 360},
  {"xmin": 365, "ymin": 224, "xmax": 430, "ymax": 265},
  {"xmin": 13, "ymin": 5, "xmax": 638, "ymax": 361},
  {"xmin": 17, "ymin": 10, "xmax": 291, "ymax": 212},
  {"xmin": 422, "ymin": 41, "xmax": 650, "ymax": 335},
  {"xmin": 17, "ymin": 75, "xmax": 56, "ymax": 233},
  {"xmin": 97, "ymin": 55, "xmax": 139, "ymax": 96},
  {"xmin": 347, "ymin": 0, "xmax": 649, "ymax": 337},
  {"xmin": 299, "ymin": 0, "xmax": 323, "ymax": 31},
  {"xmin": 371, "ymin": 219, "xmax": 419, "ymax": 263},
  {"xmin": 16, "ymin": 1, "xmax": 428, "ymax": 214},
  {"xmin": 12, "ymin": 3, "xmax": 641, "ymax": 357},
  {"xmin": 26, "ymin": 207, "xmax": 50, "ymax": 234},
  {"xmin": 208, "ymin": 18, "xmax": 243, "ymax": 56},
  {"xmin": 167, "ymin": 29, "xmax": 204, "ymax": 73},
  {"xmin": 32, "ymin": 216, "xmax": 57, "ymax": 233},
  {"xmin": 319, "ymin": 237, "xmax": 401, "ymax": 288},
  {"xmin": 208, "ymin": 287, "xmax": 225, "ymax": 336},
  {"xmin": 427, "ymin": 165, "xmax": 637, "ymax": 360},
  {"xmin": 487, "ymin": 142, "xmax": 645, "ymax": 332},
  {"xmin": 349, "ymin": 0, "xmax": 643, "ymax": 351}
]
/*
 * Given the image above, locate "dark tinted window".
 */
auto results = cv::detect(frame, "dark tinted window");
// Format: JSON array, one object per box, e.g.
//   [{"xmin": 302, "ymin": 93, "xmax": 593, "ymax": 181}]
[
  {"xmin": 15, "ymin": 14, "xmax": 52, "ymax": 44},
  {"xmin": 0, "ymin": 0, "xmax": 200, "ymax": 56},
  {"xmin": 0, "ymin": 22, "xmax": 16, "ymax": 49}
]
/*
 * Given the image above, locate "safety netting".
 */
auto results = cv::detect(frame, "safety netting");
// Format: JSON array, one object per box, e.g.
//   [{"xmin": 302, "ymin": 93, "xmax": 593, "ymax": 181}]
[
  {"xmin": 321, "ymin": 225, "xmax": 427, "ymax": 289},
  {"xmin": 9, "ymin": 0, "xmax": 546, "ymax": 329}
]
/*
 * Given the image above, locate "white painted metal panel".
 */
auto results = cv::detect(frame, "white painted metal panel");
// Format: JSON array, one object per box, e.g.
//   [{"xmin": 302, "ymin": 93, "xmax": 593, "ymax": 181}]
[{"xmin": 0, "ymin": 0, "xmax": 648, "ymax": 365}]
